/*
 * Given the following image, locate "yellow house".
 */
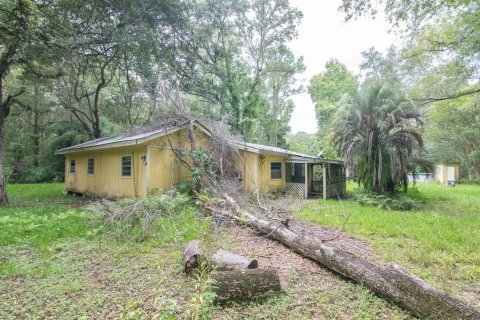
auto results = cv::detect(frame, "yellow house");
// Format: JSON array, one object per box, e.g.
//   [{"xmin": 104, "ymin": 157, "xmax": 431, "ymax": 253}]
[
  {"xmin": 233, "ymin": 142, "xmax": 346, "ymax": 199},
  {"xmin": 435, "ymin": 163, "xmax": 459, "ymax": 185},
  {"xmin": 56, "ymin": 120, "xmax": 345, "ymax": 199}
]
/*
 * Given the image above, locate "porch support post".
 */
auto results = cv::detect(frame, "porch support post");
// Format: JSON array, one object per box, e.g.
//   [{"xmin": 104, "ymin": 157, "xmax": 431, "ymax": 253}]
[
  {"xmin": 304, "ymin": 162, "xmax": 308, "ymax": 198},
  {"xmin": 323, "ymin": 163, "xmax": 327, "ymax": 200}
]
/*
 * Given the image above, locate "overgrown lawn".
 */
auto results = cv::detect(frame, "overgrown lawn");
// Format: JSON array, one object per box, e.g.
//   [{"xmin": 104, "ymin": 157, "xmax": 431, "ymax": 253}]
[
  {"xmin": 3, "ymin": 182, "xmax": 477, "ymax": 319},
  {"xmin": 297, "ymin": 182, "xmax": 480, "ymax": 308},
  {"xmin": 0, "ymin": 183, "xmax": 214, "ymax": 319}
]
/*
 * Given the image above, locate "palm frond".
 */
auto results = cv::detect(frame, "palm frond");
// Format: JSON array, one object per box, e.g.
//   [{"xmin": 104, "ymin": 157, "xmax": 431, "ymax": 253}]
[{"xmin": 336, "ymin": 83, "xmax": 428, "ymax": 193}]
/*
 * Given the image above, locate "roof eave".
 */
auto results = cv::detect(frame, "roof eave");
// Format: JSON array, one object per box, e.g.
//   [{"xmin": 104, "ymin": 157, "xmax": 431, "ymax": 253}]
[
  {"xmin": 231, "ymin": 142, "xmax": 260, "ymax": 154},
  {"xmin": 55, "ymin": 127, "xmax": 181, "ymax": 155},
  {"xmin": 55, "ymin": 121, "xmax": 212, "ymax": 155},
  {"xmin": 54, "ymin": 139, "xmax": 142, "ymax": 155},
  {"xmin": 233, "ymin": 141, "xmax": 321, "ymax": 159}
]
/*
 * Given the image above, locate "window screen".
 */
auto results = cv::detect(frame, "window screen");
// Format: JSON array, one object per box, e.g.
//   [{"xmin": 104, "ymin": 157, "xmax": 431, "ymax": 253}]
[
  {"xmin": 70, "ymin": 160, "xmax": 76, "ymax": 174},
  {"xmin": 271, "ymin": 162, "xmax": 282, "ymax": 179},
  {"xmin": 87, "ymin": 158, "xmax": 94, "ymax": 175},
  {"xmin": 121, "ymin": 156, "xmax": 132, "ymax": 177}
]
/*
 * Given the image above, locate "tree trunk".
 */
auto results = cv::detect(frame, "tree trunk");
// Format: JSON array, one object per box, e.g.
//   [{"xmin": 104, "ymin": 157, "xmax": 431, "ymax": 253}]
[
  {"xmin": 211, "ymin": 249, "xmax": 258, "ymax": 271},
  {"xmin": 212, "ymin": 268, "xmax": 281, "ymax": 301},
  {"xmin": 32, "ymin": 84, "xmax": 40, "ymax": 167},
  {"xmin": 215, "ymin": 195, "xmax": 480, "ymax": 319},
  {"xmin": 0, "ymin": 115, "xmax": 7, "ymax": 205},
  {"xmin": 183, "ymin": 240, "xmax": 206, "ymax": 274},
  {"xmin": 271, "ymin": 82, "xmax": 279, "ymax": 147},
  {"xmin": 187, "ymin": 120, "xmax": 202, "ymax": 190}
]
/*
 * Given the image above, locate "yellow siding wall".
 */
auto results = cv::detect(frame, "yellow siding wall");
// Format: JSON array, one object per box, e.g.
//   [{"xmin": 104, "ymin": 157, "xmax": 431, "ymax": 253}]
[
  {"xmin": 258, "ymin": 154, "xmax": 285, "ymax": 192},
  {"xmin": 147, "ymin": 135, "xmax": 181, "ymax": 193},
  {"xmin": 231, "ymin": 151, "xmax": 291, "ymax": 193},
  {"xmin": 64, "ymin": 146, "xmax": 147, "ymax": 198},
  {"xmin": 436, "ymin": 165, "xmax": 444, "ymax": 183},
  {"xmin": 63, "ymin": 127, "xmax": 212, "ymax": 198},
  {"xmin": 146, "ymin": 128, "xmax": 212, "ymax": 193},
  {"xmin": 435, "ymin": 164, "xmax": 459, "ymax": 184},
  {"xmin": 63, "ymin": 126, "xmax": 295, "ymax": 198},
  {"xmin": 233, "ymin": 150, "xmax": 259, "ymax": 192}
]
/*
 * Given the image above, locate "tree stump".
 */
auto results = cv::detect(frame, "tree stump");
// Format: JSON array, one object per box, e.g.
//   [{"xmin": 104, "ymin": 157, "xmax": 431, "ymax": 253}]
[
  {"xmin": 183, "ymin": 240, "xmax": 206, "ymax": 274},
  {"xmin": 212, "ymin": 268, "xmax": 281, "ymax": 301},
  {"xmin": 211, "ymin": 249, "xmax": 258, "ymax": 271}
]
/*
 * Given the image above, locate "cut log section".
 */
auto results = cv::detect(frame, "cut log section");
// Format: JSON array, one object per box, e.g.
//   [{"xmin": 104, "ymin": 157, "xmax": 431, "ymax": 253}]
[
  {"xmin": 211, "ymin": 249, "xmax": 258, "ymax": 271},
  {"xmin": 209, "ymin": 195, "xmax": 480, "ymax": 319},
  {"xmin": 183, "ymin": 240, "xmax": 206, "ymax": 274},
  {"xmin": 213, "ymin": 268, "xmax": 281, "ymax": 301}
]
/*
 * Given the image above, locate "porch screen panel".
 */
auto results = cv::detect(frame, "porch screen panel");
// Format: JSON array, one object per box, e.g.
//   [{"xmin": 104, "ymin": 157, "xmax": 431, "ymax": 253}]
[
  {"xmin": 285, "ymin": 162, "xmax": 306, "ymax": 197},
  {"xmin": 312, "ymin": 165, "xmax": 323, "ymax": 193},
  {"xmin": 288, "ymin": 163, "xmax": 305, "ymax": 183},
  {"xmin": 285, "ymin": 162, "xmax": 293, "ymax": 182}
]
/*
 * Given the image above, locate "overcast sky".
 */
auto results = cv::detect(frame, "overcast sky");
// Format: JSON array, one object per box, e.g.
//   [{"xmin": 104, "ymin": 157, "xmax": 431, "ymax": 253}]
[{"xmin": 287, "ymin": 0, "xmax": 398, "ymax": 134}]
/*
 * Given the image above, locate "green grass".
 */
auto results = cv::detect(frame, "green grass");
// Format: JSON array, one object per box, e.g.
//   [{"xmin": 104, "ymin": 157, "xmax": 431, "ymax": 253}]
[
  {"xmin": 0, "ymin": 184, "xmax": 94, "ymax": 254},
  {"xmin": 0, "ymin": 183, "xmax": 215, "ymax": 319},
  {"xmin": 297, "ymin": 182, "xmax": 480, "ymax": 304},
  {"xmin": 2, "ymin": 182, "xmax": 478, "ymax": 319},
  {"xmin": 5, "ymin": 183, "xmax": 87, "ymax": 206}
]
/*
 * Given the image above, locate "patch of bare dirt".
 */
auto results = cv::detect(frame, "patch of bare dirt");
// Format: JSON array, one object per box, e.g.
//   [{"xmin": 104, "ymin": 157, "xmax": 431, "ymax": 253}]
[
  {"xmin": 216, "ymin": 224, "xmax": 411, "ymax": 319},
  {"xmin": 219, "ymin": 221, "xmax": 377, "ymax": 287}
]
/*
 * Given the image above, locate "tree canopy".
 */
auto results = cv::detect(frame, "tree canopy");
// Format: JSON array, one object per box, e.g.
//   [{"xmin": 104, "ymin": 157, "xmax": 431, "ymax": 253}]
[
  {"xmin": 0, "ymin": 0, "xmax": 305, "ymax": 203},
  {"xmin": 1, "ymin": 0, "xmax": 479, "ymax": 203}
]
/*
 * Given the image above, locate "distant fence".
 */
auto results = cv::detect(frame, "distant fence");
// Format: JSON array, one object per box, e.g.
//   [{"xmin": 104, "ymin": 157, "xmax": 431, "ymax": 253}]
[{"xmin": 407, "ymin": 173, "xmax": 434, "ymax": 183}]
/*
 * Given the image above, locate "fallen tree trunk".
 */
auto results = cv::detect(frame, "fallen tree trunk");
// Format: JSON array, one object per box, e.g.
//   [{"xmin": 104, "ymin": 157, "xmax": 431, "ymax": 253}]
[
  {"xmin": 184, "ymin": 240, "xmax": 206, "ymax": 274},
  {"xmin": 210, "ymin": 195, "xmax": 480, "ymax": 319},
  {"xmin": 211, "ymin": 249, "xmax": 258, "ymax": 271},
  {"xmin": 212, "ymin": 268, "xmax": 281, "ymax": 301}
]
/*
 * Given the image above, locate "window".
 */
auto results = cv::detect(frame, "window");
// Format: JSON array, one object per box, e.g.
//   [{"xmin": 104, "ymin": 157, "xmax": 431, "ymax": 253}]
[
  {"xmin": 271, "ymin": 162, "xmax": 282, "ymax": 179},
  {"xmin": 121, "ymin": 156, "xmax": 132, "ymax": 177},
  {"xmin": 70, "ymin": 160, "xmax": 76, "ymax": 174},
  {"xmin": 87, "ymin": 158, "xmax": 94, "ymax": 175}
]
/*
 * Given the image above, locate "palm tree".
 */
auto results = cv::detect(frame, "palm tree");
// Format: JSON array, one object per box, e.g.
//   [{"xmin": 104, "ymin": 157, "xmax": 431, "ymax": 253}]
[{"xmin": 333, "ymin": 83, "xmax": 429, "ymax": 193}]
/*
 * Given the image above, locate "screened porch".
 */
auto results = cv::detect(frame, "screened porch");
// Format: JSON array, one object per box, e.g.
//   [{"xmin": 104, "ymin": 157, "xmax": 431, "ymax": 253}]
[{"xmin": 284, "ymin": 159, "xmax": 346, "ymax": 199}]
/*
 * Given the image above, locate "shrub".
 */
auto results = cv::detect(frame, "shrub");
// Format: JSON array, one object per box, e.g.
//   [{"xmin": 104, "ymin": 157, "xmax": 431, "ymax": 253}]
[{"xmin": 354, "ymin": 191, "xmax": 419, "ymax": 211}]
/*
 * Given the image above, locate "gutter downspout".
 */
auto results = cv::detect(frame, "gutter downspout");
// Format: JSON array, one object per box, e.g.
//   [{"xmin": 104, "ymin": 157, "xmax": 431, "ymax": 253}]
[{"xmin": 145, "ymin": 145, "xmax": 150, "ymax": 196}]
